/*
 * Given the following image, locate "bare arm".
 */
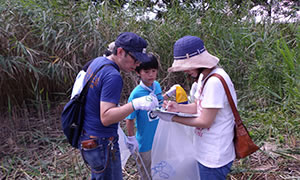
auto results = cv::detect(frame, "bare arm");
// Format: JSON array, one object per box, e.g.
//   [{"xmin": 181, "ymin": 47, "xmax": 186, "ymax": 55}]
[
  {"xmin": 126, "ymin": 119, "xmax": 135, "ymax": 136},
  {"xmin": 100, "ymin": 101, "xmax": 134, "ymax": 126},
  {"xmin": 173, "ymin": 108, "xmax": 219, "ymax": 128}
]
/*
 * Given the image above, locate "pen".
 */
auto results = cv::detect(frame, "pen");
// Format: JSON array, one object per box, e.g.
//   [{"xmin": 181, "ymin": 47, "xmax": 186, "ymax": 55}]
[{"xmin": 166, "ymin": 100, "xmax": 170, "ymax": 110}]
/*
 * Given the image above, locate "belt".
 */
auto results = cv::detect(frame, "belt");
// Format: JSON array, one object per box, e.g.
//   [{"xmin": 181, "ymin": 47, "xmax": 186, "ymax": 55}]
[
  {"xmin": 83, "ymin": 130, "xmax": 114, "ymax": 140},
  {"xmin": 89, "ymin": 135, "xmax": 98, "ymax": 139}
]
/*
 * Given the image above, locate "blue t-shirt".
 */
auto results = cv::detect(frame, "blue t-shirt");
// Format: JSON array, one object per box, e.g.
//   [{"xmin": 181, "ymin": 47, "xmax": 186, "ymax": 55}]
[
  {"xmin": 126, "ymin": 81, "xmax": 163, "ymax": 152},
  {"xmin": 83, "ymin": 57, "xmax": 122, "ymax": 137}
]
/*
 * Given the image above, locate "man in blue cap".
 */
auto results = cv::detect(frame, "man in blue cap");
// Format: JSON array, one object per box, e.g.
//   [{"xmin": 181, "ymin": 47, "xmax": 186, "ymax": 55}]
[{"xmin": 79, "ymin": 32, "xmax": 159, "ymax": 180}]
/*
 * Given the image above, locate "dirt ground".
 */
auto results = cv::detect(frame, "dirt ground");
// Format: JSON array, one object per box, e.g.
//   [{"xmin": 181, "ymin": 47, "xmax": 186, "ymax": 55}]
[{"xmin": 0, "ymin": 108, "xmax": 299, "ymax": 179}]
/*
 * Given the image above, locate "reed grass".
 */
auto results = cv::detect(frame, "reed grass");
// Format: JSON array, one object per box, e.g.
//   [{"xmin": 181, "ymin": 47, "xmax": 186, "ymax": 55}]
[
  {"xmin": 1, "ymin": 0, "xmax": 297, "ymax": 112},
  {"xmin": 0, "ymin": 0, "xmax": 299, "ymax": 179}
]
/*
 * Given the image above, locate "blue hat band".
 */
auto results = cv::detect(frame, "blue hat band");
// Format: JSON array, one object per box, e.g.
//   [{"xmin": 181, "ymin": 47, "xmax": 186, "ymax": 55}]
[{"xmin": 174, "ymin": 48, "xmax": 206, "ymax": 60}]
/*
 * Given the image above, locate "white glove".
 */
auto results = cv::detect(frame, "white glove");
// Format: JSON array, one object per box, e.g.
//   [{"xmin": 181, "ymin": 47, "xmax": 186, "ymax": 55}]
[
  {"xmin": 152, "ymin": 111, "xmax": 175, "ymax": 122},
  {"xmin": 165, "ymin": 84, "xmax": 180, "ymax": 97},
  {"xmin": 126, "ymin": 136, "xmax": 139, "ymax": 154},
  {"xmin": 132, "ymin": 94, "xmax": 159, "ymax": 111}
]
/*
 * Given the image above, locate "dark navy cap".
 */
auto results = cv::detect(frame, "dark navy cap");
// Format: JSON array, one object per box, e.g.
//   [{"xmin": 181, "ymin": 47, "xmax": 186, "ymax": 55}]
[{"xmin": 115, "ymin": 32, "xmax": 150, "ymax": 63}]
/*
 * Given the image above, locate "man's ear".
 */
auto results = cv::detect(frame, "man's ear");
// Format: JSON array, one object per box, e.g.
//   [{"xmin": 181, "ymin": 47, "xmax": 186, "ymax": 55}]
[{"xmin": 117, "ymin": 47, "xmax": 125, "ymax": 56}]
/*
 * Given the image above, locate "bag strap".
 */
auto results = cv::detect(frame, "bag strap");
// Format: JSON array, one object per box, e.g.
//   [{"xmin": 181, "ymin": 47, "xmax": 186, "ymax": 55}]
[
  {"xmin": 202, "ymin": 73, "xmax": 242, "ymax": 126},
  {"xmin": 80, "ymin": 63, "xmax": 114, "ymax": 97}
]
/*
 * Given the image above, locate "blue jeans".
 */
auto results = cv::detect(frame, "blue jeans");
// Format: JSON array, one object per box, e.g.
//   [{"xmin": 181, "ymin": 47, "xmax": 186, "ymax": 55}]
[
  {"xmin": 80, "ymin": 135, "xmax": 123, "ymax": 180},
  {"xmin": 197, "ymin": 161, "xmax": 233, "ymax": 180}
]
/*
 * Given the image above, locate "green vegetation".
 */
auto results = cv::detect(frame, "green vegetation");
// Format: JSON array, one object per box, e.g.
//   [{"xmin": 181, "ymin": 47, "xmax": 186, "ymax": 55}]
[{"xmin": 0, "ymin": 0, "xmax": 299, "ymax": 179}]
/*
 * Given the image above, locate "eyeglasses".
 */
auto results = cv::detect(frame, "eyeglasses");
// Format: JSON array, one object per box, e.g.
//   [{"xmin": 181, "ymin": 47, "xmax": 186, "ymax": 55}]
[{"xmin": 127, "ymin": 52, "xmax": 140, "ymax": 65}]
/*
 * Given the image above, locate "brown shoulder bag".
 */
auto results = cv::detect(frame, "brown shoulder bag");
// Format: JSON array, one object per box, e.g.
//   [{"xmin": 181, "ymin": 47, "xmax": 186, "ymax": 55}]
[{"xmin": 205, "ymin": 73, "xmax": 260, "ymax": 159}]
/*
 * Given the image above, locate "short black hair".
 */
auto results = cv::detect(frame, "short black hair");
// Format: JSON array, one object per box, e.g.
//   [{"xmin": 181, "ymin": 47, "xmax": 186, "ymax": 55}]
[
  {"xmin": 112, "ymin": 45, "xmax": 119, "ymax": 55},
  {"xmin": 113, "ymin": 45, "xmax": 132, "ymax": 60},
  {"xmin": 135, "ymin": 53, "xmax": 159, "ymax": 73}
]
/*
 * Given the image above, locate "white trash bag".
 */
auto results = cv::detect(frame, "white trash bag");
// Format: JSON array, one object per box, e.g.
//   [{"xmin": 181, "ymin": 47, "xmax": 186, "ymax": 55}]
[
  {"xmin": 117, "ymin": 125, "xmax": 131, "ymax": 169},
  {"xmin": 151, "ymin": 120, "xmax": 200, "ymax": 180}
]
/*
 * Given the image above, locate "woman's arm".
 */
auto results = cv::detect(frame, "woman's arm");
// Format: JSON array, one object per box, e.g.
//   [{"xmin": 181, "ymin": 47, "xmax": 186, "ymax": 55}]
[
  {"xmin": 172, "ymin": 108, "xmax": 219, "ymax": 128},
  {"xmin": 164, "ymin": 101, "xmax": 198, "ymax": 114}
]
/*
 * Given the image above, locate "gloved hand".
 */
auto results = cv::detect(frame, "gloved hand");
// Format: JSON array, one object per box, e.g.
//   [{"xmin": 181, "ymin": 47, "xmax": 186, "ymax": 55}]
[
  {"xmin": 126, "ymin": 136, "xmax": 139, "ymax": 154},
  {"xmin": 165, "ymin": 84, "xmax": 180, "ymax": 97},
  {"xmin": 152, "ymin": 111, "xmax": 175, "ymax": 122},
  {"xmin": 132, "ymin": 94, "xmax": 158, "ymax": 111}
]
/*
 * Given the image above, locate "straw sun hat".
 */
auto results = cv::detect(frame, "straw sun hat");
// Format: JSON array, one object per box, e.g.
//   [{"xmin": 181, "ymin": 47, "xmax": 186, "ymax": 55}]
[{"xmin": 168, "ymin": 36, "xmax": 219, "ymax": 72}]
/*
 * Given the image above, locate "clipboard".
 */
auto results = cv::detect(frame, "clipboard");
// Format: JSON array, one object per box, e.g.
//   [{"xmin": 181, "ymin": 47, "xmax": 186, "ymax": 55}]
[{"xmin": 154, "ymin": 108, "xmax": 198, "ymax": 118}]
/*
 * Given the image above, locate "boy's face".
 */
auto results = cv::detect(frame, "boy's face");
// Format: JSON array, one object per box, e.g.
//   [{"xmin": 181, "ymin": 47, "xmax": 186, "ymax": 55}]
[{"xmin": 137, "ymin": 68, "xmax": 158, "ymax": 87}]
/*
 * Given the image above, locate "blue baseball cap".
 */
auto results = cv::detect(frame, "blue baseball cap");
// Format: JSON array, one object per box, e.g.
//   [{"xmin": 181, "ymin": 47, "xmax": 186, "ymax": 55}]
[{"xmin": 115, "ymin": 32, "xmax": 150, "ymax": 63}]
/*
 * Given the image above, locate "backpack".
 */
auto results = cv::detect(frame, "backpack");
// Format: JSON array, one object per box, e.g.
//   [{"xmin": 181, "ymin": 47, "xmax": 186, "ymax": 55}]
[{"xmin": 61, "ymin": 64, "xmax": 112, "ymax": 148}]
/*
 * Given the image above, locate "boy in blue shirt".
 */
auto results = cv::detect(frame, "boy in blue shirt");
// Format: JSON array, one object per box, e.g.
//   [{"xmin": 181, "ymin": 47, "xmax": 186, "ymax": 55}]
[{"xmin": 125, "ymin": 53, "xmax": 164, "ymax": 179}]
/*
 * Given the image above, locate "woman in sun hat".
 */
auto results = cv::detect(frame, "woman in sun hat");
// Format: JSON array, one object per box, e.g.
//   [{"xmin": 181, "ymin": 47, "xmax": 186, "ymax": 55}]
[{"xmin": 154, "ymin": 35, "xmax": 237, "ymax": 180}]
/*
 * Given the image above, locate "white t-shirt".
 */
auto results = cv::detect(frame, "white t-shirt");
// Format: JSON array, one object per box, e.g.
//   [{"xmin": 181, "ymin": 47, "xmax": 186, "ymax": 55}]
[
  {"xmin": 188, "ymin": 81, "xmax": 198, "ymax": 103},
  {"xmin": 193, "ymin": 68, "xmax": 236, "ymax": 168}
]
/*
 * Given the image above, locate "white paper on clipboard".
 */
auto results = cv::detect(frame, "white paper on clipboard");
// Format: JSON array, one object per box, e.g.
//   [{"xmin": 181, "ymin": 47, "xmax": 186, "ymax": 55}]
[{"xmin": 153, "ymin": 108, "xmax": 198, "ymax": 118}]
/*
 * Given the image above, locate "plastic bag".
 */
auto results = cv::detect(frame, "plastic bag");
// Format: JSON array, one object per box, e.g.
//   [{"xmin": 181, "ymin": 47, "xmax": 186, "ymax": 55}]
[
  {"xmin": 117, "ymin": 125, "xmax": 131, "ymax": 168},
  {"xmin": 151, "ymin": 120, "xmax": 200, "ymax": 180}
]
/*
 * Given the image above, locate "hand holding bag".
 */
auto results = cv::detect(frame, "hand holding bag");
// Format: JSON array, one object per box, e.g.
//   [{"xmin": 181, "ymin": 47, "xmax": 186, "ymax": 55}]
[{"xmin": 209, "ymin": 73, "xmax": 259, "ymax": 159}]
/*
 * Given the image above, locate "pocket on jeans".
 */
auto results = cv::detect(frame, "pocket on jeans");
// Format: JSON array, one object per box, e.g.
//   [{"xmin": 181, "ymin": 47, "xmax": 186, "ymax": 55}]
[{"xmin": 82, "ymin": 144, "xmax": 106, "ymax": 172}]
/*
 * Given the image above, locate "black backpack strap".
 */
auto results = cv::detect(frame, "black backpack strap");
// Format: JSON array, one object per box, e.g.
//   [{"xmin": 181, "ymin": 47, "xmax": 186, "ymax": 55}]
[{"xmin": 80, "ymin": 64, "xmax": 114, "ymax": 97}]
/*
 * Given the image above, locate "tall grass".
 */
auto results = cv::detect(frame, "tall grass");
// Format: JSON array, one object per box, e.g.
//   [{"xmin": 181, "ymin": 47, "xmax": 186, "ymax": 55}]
[
  {"xmin": 0, "ymin": 0, "xmax": 298, "ymax": 124},
  {"xmin": 0, "ymin": 0, "xmax": 299, "ymax": 179},
  {"xmin": 0, "ymin": 0, "xmax": 298, "ymax": 131},
  {"xmin": 1, "ymin": 0, "xmax": 118, "ymax": 110}
]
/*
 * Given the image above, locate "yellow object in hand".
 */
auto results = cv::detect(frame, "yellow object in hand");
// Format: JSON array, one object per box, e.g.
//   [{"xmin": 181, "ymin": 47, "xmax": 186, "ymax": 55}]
[{"xmin": 175, "ymin": 86, "xmax": 188, "ymax": 104}]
